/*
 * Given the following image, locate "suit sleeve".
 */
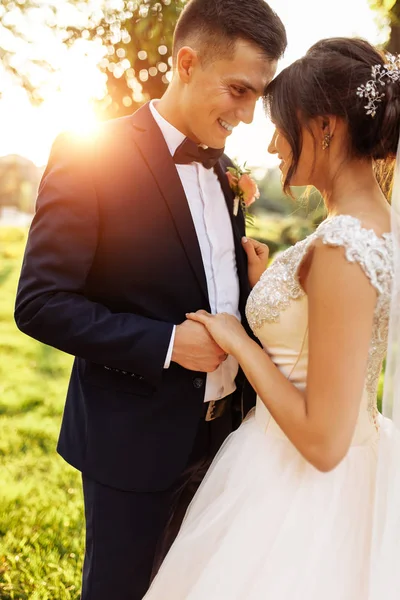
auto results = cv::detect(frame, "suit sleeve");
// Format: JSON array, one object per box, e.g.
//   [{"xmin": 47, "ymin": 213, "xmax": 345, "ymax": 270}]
[{"xmin": 14, "ymin": 133, "xmax": 173, "ymax": 385}]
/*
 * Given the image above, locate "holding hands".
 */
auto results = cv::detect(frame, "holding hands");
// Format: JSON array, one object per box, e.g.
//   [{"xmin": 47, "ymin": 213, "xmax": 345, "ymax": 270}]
[
  {"xmin": 171, "ymin": 319, "xmax": 229, "ymax": 372},
  {"xmin": 172, "ymin": 236, "xmax": 268, "ymax": 372},
  {"xmin": 186, "ymin": 310, "xmax": 249, "ymax": 358}
]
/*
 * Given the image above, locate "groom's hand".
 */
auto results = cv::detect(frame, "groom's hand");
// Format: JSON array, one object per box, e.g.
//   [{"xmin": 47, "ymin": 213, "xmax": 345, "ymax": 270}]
[{"xmin": 172, "ymin": 320, "xmax": 227, "ymax": 372}]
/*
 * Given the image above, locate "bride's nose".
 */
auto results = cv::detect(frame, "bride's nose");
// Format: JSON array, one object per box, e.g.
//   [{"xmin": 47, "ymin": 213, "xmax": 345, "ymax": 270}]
[{"xmin": 268, "ymin": 129, "xmax": 278, "ymax": 154}]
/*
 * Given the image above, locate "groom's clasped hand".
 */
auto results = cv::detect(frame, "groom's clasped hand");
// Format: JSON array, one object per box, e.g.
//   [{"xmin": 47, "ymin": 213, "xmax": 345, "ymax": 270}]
[{"xmin": 171, "ymin": 318, "xmax": 229, "ymax": 373}]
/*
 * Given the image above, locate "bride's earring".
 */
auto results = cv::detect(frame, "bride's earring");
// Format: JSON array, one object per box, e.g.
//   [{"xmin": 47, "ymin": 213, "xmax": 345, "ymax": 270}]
[{"xmin": 322, "ymin": 132, "xmax": 332, "ymax": 150}]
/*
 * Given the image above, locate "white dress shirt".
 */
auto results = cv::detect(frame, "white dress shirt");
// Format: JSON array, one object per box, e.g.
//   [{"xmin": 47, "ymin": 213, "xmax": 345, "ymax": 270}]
[{"xmin": 149, "ymin": 100, "xmax": 241, "ymax": 402}]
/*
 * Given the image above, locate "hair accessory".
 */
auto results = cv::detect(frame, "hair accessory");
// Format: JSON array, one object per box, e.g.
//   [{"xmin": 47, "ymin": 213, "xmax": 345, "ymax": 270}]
[{"xmin": 356, "ymin": 53, "xmax": 400, "ymax": 118}]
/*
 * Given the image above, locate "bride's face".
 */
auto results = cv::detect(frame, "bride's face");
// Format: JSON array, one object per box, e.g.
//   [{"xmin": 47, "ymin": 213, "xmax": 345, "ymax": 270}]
[
  {"xmin": 268, "ymin": 128, "xmax": 293, "ymax": 180},
  {"xmin": 268, "ymin": 120, "xmax": 329, "ymax": 189}
]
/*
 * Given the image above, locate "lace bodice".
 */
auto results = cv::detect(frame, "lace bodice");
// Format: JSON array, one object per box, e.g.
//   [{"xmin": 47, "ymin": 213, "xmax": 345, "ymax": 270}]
[{"xmin": 246, "ymin": 215, "xmax": 393, "ymax": 440}]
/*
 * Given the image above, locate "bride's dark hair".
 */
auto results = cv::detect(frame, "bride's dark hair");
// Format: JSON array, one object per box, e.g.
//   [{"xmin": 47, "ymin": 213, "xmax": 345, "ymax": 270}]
[{"xmin": 264, "ymin": 38, "xmax": 400, "ymax": 194}]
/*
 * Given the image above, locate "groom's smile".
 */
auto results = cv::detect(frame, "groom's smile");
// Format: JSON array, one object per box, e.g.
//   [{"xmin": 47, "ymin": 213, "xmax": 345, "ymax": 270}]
[{"xmin": 218, "ymin": 118, "xmax": 236, "ymax": 134}]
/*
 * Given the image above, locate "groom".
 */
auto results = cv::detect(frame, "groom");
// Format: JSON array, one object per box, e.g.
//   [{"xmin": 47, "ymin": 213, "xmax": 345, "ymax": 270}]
[{"xmin": 15, "ymin": 0, "xmax": 286, "ymax": 598}]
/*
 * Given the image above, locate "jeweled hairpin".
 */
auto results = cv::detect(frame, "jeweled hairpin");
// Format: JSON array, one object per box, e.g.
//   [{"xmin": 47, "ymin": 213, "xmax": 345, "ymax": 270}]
[{"xmin": 356, "ymin": 53, "xmax": 400, "ymax": 118}]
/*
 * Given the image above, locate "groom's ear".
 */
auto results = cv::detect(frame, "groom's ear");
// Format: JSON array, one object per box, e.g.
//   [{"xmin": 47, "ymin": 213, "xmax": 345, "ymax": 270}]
[{"xmin": 176, "ymin": 46, "xmax": 200, "ymax": 83}]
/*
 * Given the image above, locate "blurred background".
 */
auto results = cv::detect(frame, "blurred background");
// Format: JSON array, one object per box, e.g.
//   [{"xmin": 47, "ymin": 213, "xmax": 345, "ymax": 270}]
[{"xmin": 0, "ymin": 0, "xmax": 396, "ymax": 597}]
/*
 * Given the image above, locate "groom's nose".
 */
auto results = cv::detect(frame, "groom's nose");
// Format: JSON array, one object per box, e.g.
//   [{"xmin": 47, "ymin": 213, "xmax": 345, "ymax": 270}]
[{"xmin": 235, "ymin": 99, "xmax": 257, "ymax": 125}]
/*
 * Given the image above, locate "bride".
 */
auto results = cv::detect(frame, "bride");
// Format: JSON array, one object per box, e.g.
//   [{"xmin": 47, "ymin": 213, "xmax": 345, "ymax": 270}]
[{"xmin": 144, "ymin": 38, "xmax": 398, "ymax": 599}]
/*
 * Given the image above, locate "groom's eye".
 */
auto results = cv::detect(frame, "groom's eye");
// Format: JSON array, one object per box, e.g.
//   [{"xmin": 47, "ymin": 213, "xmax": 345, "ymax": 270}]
[{"xmin": 230, "ymin": 85, "xmax": 247, "ymax": 97}]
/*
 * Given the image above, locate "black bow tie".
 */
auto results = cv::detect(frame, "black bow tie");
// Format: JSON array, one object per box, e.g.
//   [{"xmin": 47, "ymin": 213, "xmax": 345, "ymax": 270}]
[{"xmin": 173, "ymin": 138, "xmax": 225, "ymax": 170}]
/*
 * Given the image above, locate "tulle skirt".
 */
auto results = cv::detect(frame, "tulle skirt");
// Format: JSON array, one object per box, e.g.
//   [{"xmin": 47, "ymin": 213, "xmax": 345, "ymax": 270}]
[{"xmin": 144, "ymin": 404, "xmax": 382, "ymax": 600}]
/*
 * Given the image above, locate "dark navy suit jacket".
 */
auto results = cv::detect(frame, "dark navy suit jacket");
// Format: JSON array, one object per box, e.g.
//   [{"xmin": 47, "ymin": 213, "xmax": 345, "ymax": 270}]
[{"xmin": 15, "ymin": 103, "xmax": 255, "ymax": 492}]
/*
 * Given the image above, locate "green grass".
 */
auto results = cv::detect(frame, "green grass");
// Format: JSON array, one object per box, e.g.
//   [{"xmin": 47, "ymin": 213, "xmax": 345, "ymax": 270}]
[{"xmin": 0, "ymin": 227, "xmax": 83, "ymax": 600}]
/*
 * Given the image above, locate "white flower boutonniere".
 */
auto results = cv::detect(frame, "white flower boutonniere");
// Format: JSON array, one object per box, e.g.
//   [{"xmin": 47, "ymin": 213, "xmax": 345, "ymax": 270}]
[{"xmin": 226, "ymin": 162, "xmax": 260, "ymax": 224}]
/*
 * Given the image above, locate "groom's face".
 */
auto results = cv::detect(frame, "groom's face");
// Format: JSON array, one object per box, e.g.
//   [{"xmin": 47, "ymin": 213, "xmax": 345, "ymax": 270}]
[{"xmin": 178, "ymin": 40, "xmax": 277, "ymax": 149}]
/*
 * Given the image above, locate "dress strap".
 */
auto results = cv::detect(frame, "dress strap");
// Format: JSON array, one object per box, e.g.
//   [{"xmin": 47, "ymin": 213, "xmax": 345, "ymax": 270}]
[{"xmin": 312, "ymin": 215, "xmax": 393, "ymax": 295}]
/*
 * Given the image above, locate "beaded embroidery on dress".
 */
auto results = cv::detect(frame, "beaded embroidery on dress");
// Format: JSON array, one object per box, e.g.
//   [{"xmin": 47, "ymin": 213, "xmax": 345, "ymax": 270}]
[
  {"xmin": 144, "ymin": 215, "xmax": 394, "ymax": 600},
  {"xmin": 246, "ymin": 214, "xmax": 393, "ymax": 431}
]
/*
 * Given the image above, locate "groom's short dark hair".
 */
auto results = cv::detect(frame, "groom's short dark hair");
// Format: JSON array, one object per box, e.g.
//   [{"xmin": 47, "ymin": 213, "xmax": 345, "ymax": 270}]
[{"xmin": 173, "ymin": 0, "xmax": 287, "ymax": 65}]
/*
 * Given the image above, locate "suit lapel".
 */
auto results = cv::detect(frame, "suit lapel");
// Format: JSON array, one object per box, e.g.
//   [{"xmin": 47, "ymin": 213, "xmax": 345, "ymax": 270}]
[
  {"xmin": 214, "ymin": 161, "xmax": 250, "ymax": 308},
  {"xmin": 129, "ymin": 104, "xmax": 209, "ymax": 305}
]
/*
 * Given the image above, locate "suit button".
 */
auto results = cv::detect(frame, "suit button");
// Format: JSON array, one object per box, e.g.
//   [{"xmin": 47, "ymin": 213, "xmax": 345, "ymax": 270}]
[{"xmin": 193, "ymin": 377, "xmax": 205, "ymax": 389}]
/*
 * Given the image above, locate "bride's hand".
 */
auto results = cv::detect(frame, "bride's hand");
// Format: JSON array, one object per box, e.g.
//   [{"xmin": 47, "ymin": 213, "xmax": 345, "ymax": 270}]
[
  {"xmin": 242, "ymin": 237, "xmax": 269, "ymax": 288},
  {"xmin": 185, "ymin": 310, "xmax": 249, "ymax": 357}
]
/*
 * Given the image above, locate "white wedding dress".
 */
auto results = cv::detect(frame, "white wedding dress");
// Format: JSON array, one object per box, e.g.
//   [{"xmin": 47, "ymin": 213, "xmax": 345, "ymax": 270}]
[{"xmin": 144, "ymin": 215, "xmax": 394, "ymax": 600}]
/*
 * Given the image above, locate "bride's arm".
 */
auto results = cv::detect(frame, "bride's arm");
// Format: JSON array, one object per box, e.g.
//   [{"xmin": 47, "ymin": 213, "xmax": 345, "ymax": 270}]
[{"xmin": 188, "ymin": 242, "xmax": 377, "ymax": 472}]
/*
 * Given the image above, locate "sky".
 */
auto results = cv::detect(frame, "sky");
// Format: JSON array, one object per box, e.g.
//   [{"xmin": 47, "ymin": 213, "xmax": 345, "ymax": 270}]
[{"xmin": 0, "ymin": 0, "xmax": 388, "ymax": 170}]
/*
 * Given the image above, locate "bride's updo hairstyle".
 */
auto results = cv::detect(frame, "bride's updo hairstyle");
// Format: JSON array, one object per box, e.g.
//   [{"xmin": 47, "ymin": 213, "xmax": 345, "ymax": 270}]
[{"xmin": 264, "ymin": 38, "xmax": 400, "ymax": 194}]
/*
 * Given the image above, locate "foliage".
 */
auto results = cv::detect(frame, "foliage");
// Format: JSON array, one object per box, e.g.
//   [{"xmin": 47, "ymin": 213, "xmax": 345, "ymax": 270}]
[
  {"xmin": 370, "ymin": 0, "xmax": 397, "ymax": 15},
  {"xmin": 66, "ymin": 0, "xmax": 187, "ymax": 119},
  {"xmin": 1, "ymin": 0, "xmax": 48, "ymax": 102},
  {"xmin": 255, "ymin": 169, "xmax": 326, "ymax": 218},
  {"xmin": 0, "ymin": 0, "xmax": 86, "ymax": 103},
  {"xmin": 0, "ymin": 227, "xmax": 82, "ymax": 600},
  {"xmin": 0, "ymin": 155, "xmax": 42, "ymax": 212},
  {"xmin": 370, "ymin": 0, "xmax": 400, "ymax": 53},
  {"xmin": 1, "ymin": 0, "xmax": 186, "ymax": 118}
]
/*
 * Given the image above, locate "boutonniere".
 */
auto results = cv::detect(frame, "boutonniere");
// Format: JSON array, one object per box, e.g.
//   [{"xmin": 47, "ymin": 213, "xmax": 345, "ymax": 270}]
[{"xmin": 226, "ymin": 162, "xmax": 260, "ymax": 224}]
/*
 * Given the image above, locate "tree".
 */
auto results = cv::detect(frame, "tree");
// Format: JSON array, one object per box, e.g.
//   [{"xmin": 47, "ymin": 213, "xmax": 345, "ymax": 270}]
[
  {"xmin": 0, "ymin": 0, "xmax": 93, "ymax": 102},
  {"xmin": 0, "ymin": 0, "xmax": 53, "ymax": 103},
  {"xmin": 370, "ymin": 0, "xmax": 400, "ymax": 53},
  {"xmin": 66, "ymin": 0, "xmax": 188, "ymax": 119},
  {"xmin": 0, "ymin": 0, "xmax": 187, "ymax": 119}
]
